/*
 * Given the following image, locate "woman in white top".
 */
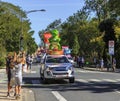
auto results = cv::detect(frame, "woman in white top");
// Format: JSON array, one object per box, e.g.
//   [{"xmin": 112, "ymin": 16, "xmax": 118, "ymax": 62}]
[{"xmin": 14, "ymin": 52, "xmax": 25, "ymax": 99}]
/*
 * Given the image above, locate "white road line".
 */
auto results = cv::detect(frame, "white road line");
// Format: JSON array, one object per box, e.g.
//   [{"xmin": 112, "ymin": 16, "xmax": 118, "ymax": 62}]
[
  {"xmin": 115, "ymin": 91, "xmax": 120, "ymax": 94},
  {"xmin": 30, "ymin": 71, "xmax": 36, "ymax": 73},
  {"xmin": 52, "ymin": 91, "xmax": 67, "ymax": 101},
  {"xmin": 76, "ymin": 69, "xmax": 104, "ymax": 74},
  {"xmin": 76, "ymin": 79, "xmax": 88, "ymax": 83},
  {"xmin": 102, "ymin": 79, "xmax": 117, "ymax": 83},
  {"xmin": 76, "ymin": 79, "xmax": 120, "ymax": 84},
  {"xmin": 116, "ymin": 79, "xmax": 120, "ymax": 82},
  {"xmin": 89, "ymin": 79, "xmax": 101, "ymax": 82}
]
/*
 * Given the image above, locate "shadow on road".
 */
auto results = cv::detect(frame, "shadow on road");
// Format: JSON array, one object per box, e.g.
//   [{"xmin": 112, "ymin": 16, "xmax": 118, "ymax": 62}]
[{"xmin": 22, "ymin": 77, "xmax": 120, "ymax": 94}]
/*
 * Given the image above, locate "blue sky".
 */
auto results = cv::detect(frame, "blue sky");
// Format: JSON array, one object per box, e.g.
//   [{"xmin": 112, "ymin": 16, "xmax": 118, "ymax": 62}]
[{"xmin": 2, "ymin": 0, "xmax": 85, "ymax": 45}]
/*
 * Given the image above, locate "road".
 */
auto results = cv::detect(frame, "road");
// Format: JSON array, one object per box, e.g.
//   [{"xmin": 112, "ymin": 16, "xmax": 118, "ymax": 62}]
[
  {"xmin": 1, "ymin": 63, "xmax": 120, "ymax": 101},
  {"xmin": 22, "ymin": 63, "xmax": 120, "ymax": 101}
]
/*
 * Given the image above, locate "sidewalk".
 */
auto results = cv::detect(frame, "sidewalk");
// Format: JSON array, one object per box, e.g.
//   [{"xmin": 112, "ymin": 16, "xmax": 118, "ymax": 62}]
[
  {"xmin": 0, "ymin": 88, "xmax": 35, "ymax": 101},
  {"xmin": 0, "ymin": 68, "xmax": 35, "ymax": 101}
]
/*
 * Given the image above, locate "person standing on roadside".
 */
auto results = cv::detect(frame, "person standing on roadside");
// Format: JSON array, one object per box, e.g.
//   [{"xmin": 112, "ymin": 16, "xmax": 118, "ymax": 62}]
[
  {"xmin": 14, "ymin": 51, "xmax": 25, "ymax": 99},
  {"xmin": 26, "ymin": 55, "xmax": 33, "ymax": 71},
  {"xmin": 29, "ymin": 55, "xmax": 33, "ymax": 70},
  {"xmin": 6, "ymin": 54, "xmax": 12, "ymax": 97},
  {"xmin": 100, "ymin": 58, "xmax": 104, "ymax": 71},
  {"xmin": 81, "ymin": 56, "xmax": 85, "ymax": 68},
  {"xmin": 6, "ymin": 52, "xmax": 16, "ymax": 97}
]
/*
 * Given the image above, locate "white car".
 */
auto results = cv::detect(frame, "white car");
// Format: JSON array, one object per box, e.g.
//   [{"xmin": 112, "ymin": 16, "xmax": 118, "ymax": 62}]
[{"xmin": 40, "ymin": 55, "xmax": 75, "ymax": 83}]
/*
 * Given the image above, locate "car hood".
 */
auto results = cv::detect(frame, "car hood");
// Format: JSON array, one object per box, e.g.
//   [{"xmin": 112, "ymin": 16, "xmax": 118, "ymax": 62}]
[{"xmin": 46, "ymin": 63, "xmax": 72, "ymax": 68}]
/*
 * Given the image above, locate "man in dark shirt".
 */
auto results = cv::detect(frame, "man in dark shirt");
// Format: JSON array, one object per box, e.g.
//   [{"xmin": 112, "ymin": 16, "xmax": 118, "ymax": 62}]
[{"xmin": 6, "ymin": 55, "xmax": 13, "ymax": 97}]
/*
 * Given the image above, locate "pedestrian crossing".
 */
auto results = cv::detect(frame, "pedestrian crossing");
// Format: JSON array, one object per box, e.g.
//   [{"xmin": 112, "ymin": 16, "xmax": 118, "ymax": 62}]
[
  {"xmin": 1, "ymin": 78, "xmax": 120, "ymax": 85},
  {"xmin": 1, "ymin": 69, "xmax": 120, "ymax": 85},
  {"xmin": 76, "ymin": 78, "xmax": 120, "ymax": 84}
]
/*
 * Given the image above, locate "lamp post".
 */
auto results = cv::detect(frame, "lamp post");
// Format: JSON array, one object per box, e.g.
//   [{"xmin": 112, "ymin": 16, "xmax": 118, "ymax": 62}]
[{"xmin": 20, "ymin": 9, "xmax": 46, "ymax": 51}]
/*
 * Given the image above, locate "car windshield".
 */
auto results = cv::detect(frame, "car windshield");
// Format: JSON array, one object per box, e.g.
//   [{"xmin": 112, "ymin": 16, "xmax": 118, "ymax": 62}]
[{"xmin": 46, "ymin": 56, "xmax": 69, "ymax": 63}]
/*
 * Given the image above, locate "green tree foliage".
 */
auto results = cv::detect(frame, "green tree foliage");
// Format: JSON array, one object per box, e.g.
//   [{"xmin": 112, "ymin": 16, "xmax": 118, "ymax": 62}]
[
  {"xmin": 109, "ymin": 0, "xmax": 120, "ymax": 17},
  {"xmin": 98, "ymin": 19, "xmax": 117, "ymax": 48},
  {"xmin": 71, "ymin": 34, "xmax": 80, "ymax": 55},
  {"xmin": 38, "ymin": 0, "xmax": 120, "ymax": 66},
  {"xmin": 0, "ymin": 2, "xmax": 37, "ymax": 67}
]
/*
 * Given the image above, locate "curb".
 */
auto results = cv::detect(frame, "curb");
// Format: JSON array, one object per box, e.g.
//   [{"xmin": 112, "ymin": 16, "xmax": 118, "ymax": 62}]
[
  {"xmin": 22, "ymin": 88, "xmax": 35, "ymax": 101},
  {"xmin": 0, "ymin": 69, "xmax": 35, "ymax": 101},
  {"xmin": 0, "ymin": 88, "xmax": 35, "ymax": 101}
]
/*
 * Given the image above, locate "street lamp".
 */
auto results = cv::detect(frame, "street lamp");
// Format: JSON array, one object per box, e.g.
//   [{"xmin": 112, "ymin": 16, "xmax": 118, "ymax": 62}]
[{"xmin": 20, "ymin": 9, "xmax": 46, "ymax": 51}]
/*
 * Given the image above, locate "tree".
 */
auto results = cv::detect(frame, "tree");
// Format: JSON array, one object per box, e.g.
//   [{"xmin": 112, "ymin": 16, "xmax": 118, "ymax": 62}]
[
  {"xmin": 0, "ymin": 1, "xmax": 38, "ymax": 66},
  {"xmin": 85, "ymin": 0, "xmax": 110, "ymax": 22},
  {"xmin": 71, "ymin": 34, "xmax": 80, "ymax": 55},
  {"xmin": 98, "ymin": 19, "xmax": 117, "ymax": 48},
  {"xmin": 109, "ymin": 0, "xmax": 120, "ymax": 17}
]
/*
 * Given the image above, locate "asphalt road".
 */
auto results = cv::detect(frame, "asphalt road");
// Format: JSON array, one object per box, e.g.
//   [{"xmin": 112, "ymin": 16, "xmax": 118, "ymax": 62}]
[
  {"xmin": 1, "ymin": 63, "xmax": 120, "ymax": 101},
  {"xmin": 22, "ymin": 63, "xmax": 120, "ymax": 101}
]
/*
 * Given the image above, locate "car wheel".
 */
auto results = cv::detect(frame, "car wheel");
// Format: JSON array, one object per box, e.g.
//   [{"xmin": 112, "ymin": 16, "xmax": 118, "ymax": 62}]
[
  {"xmin": 69, "ymin": 77, "xmax": 75, "ymax": 83},
  {"xmin": 42, "ymin": 77, "xmax": 49, "ymax": 84}
]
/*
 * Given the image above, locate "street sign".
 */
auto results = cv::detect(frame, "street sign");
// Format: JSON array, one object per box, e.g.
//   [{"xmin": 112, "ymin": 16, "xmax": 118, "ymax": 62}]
[
  {"xmin": 108, "ymin": 40, "xmax": 114, "ymax": 55},
  {"xmin": 109, "ymin": 40, "xmax": 114, "ymax": 48},
  {"xmin": 109, "ymin": 47, "xmax": 114, "ymax": 55}
]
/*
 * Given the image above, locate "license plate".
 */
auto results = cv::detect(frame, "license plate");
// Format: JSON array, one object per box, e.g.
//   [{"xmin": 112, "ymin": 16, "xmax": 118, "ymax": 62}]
[{"xmin": 55, "ymin": 75, "xmax": 66, "ymax": 77}]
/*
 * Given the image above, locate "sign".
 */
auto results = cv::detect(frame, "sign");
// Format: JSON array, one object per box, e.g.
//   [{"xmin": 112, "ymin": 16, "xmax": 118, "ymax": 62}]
[
  {"xmin": 109, "ymin": 47, "xmax": 114, "ymax": 55},
  {"xmin": 109, "ymin": 40, "xmax": 114, "ymax": 48},
  {"xmin": 108, "ymin": 40, "xmax": 114, "ymax": 55}
]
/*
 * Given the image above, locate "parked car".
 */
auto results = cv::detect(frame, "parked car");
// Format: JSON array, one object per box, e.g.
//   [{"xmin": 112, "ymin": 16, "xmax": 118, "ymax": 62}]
[{"xmin": 40, "ymin": 54, "xmax": 75, "ymax": 83}]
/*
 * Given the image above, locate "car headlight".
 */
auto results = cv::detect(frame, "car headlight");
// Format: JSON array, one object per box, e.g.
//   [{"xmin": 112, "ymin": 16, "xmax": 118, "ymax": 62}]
[
  {"xmin": 46, "ymin": 66, "xmax": 53, "ymax": 71},
  {"xmin": 46, "ymin": 66, "xmax": 50, "ymax": 71},
  {"xmin": 66, "ymin": 66, "xmax": 73, "ymax": 71}
]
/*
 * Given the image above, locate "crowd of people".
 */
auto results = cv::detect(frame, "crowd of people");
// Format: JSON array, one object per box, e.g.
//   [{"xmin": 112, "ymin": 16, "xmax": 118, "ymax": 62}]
[
  {"xmin": 72, "ymin": 55, "xmax": 116, "ymax": 72},
  {"xmin": 73, "ymin": 56, "xmax": 85, "ymax": 68},
  {"xmin": 5, "ymin": 51, "xmax": 33, "ymax": 99},
  {"xmin": 93, "ymin": 57, "xmax": 116, "ymax": 72}
]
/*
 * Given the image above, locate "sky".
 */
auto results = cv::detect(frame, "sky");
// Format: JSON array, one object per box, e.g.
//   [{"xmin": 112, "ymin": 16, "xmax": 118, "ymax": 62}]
[{"xmin": 2, "ymin": 0, "xmax": 85, "ymax": 45}]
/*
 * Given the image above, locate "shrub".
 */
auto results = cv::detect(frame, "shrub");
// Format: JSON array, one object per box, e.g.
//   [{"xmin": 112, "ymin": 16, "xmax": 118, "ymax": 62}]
[{"xmin": 0, "ymin": 57, "xmax": 5, "ymax": 68}]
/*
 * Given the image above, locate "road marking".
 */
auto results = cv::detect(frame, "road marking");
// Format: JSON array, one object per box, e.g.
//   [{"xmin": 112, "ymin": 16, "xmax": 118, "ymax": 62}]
[
  {"xmin": 76, "ymin": 79, "xmax": 88, "ymax": 83},
  {"xmin": 30, "ymin": 71, "xmax": 36, "ymax": 73},
  {"xmin": 76, "ymin": 69, "xmax": 104, "ymax": 74},
  {"xmin": 116, "ymin": 79, "xmax": 120, "ymax": 82},
  {"xmin": 116, "ymin": 91, "xmax": 120, "ymax": 94},
  {"xmin": 102, "ymin": 79, "xmax": 117, "ymax": 83},
  {"xmin": 114, "ymin": 89, "xmax": 120, "ymax": 94},
  {"xmin": 52, "ymin": 91, "xmax": 67, "ymax": 101},
  {"xmin": 76, "ymin": 79, "xmax": 120, "ymax": 84}
]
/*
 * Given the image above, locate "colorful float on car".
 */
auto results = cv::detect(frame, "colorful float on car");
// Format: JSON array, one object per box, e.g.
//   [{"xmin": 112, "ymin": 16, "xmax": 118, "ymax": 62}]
[{"xmin": 43, "ymin": 29, "xmax": 63, "ymax": 55}]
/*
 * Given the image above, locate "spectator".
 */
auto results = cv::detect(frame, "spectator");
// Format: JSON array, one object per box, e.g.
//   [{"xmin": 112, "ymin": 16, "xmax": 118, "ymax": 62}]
[
  {"xmin": 26, "ymin": 55, "xmax": 33, "ymax": 71},
  {"xmin": 81, "ymin": 56, "xmax": 85, "ymax": 68},
  {"xmin": 26, "ymin": 55, "xmax": 30, "ymax": 70},
  {"xmin": 29, "ymin": 55, "xmax": 33, "ymax": 70},
  {"xmin": 6, "ymin": 52, "xmax": 16, "ymax": 97},
  {"xmin": 100, "ymin": 58, "xmax": 104, "ymax": 71},
  {"xmin": 78, "ymin": 56, "xmax": 81, "ymax": 68},
  {"xmin": 6, "ymin": 55, "xmax": 12, "ymax": 97},
  {"xmin": 14, "ymin": 52, "xmax": 24, "ymax": 99}
]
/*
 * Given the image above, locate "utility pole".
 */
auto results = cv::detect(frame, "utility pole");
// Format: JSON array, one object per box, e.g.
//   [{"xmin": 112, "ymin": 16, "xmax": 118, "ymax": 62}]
[{"xmin": 20, "ymin": 9, "xmax": 46, "ymax": 51}]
